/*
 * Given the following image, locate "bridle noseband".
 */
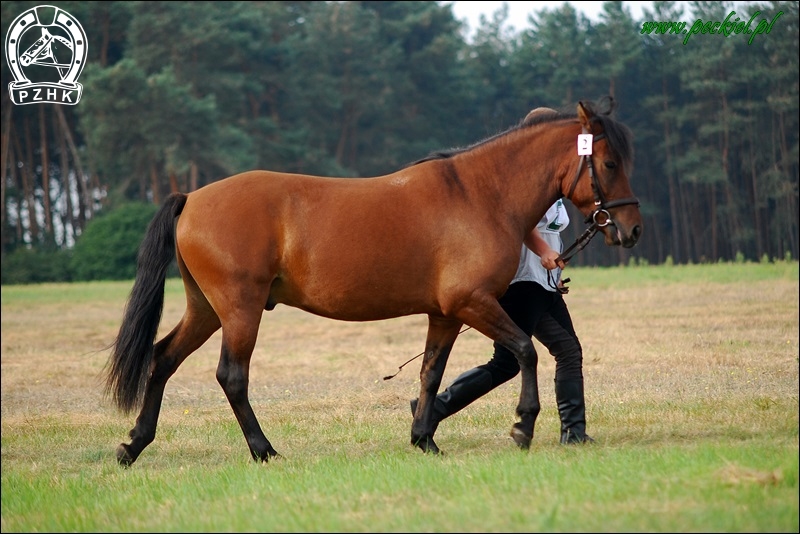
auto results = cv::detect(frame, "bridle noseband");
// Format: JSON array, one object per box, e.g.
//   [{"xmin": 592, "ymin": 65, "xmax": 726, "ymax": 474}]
[{"xmin": 558, "ymin": 126, "xmax": 639, "ymax": 265}]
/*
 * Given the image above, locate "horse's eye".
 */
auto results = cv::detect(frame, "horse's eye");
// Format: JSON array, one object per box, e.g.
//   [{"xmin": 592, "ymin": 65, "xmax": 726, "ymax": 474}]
[{"xmin": 604, "ymin": 161, "xmax": 617, "ymax": 170}]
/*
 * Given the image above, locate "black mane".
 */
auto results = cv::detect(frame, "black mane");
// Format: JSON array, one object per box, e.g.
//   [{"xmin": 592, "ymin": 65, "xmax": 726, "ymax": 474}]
[{"xmin": 408, "ymin": 96, "xmax": 634, "ymax": 171}]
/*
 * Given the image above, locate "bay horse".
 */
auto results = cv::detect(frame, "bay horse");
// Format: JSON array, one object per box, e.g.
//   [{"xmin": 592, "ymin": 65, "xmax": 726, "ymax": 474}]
[{"xmin": 105, "ymin": 97, "xmax": 641, "ymax": 466}]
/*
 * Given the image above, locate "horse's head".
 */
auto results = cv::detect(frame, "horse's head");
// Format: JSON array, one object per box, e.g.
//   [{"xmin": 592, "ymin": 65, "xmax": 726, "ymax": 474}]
[{"xmin": 564, "ymin": 98, "xmax": 642, "ymax": 248}]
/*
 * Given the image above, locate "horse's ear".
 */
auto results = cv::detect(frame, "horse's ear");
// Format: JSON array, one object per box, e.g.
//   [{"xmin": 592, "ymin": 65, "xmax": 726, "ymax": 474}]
[{"xmin": 577, "ymin": 101, "xmax": 593, "ymax": 130}]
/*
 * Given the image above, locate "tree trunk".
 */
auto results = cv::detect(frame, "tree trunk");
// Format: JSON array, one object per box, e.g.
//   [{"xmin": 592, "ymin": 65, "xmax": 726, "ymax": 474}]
[
  {"xmin": 150, "ymin": 164, "xmax": 161, "ymax": 205},
  {"xmin": 169, "ymin": 170, "xmax": 179, "ymax": 194},
  {"xmin": 661, "ymin": 87, "xmax": 681, "ymax": 262},
  {"xmin": 189, "ymin": 161, "xmax": 199, "ymax": 191},
  {"xmin": 55, "ymin": 106, "xmax": 90, "ymax": 229},
  {"xmin": 0, "ymin": 99, "xmax": 12, "ymax": 257},
  {"xmin": 9, "ymin": 140, "xmax": 24, "ymax": 244},
  {"xmin": 39, "ymin": 106, "xmax": 54, "ymax": 242},
  {"xmin": 22, "ymin": 117, "xmax": 40, "ymax": 244},
  {"xmin": 710, "ymin": 182, "xmax": 718, "ymax": 261},
  {"xmin": 776, "ymin": 110, "xmax": 796, "ymax": 260},
  {"xmin": 55, "ymin": 110, "xmax": 75, "ymax": 246},
  {"xmin": 719, "ymin": 92, "xmax": 740, "ymax": 259},
  {"xmin": 747, "ymin": 90, "xmax": 763, "ymax": 259}
]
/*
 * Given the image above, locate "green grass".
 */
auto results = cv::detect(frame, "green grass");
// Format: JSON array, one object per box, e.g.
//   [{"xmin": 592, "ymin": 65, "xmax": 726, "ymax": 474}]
[
  {"xmin": 2, "ymin": 412, "xmax": 797, "ymax": 532},
  {"xmin": 2, "ymin": 262, "xmax": 798, "ymax": 532},
  {"xmin": 2, "ymin": 422, "xmax": 797, "ymax": 532}
]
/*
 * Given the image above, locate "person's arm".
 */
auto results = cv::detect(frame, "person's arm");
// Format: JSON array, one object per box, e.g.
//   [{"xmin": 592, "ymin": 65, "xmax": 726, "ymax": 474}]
[{"xmin": 523, "ymin": 227, "xmax": 566, "ymax": 271}]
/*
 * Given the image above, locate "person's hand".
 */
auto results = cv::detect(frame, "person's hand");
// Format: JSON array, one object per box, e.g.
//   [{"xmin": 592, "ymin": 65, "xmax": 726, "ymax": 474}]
[{"xmin": 539, "ymin": 249, "xmax": 566, "ymax": 270}]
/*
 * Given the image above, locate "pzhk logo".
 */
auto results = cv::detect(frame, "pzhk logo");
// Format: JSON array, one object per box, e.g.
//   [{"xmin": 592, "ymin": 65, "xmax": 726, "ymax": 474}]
[{"xmin": 5, "ymin": 5, "xmax": 87, "ymax": 105}]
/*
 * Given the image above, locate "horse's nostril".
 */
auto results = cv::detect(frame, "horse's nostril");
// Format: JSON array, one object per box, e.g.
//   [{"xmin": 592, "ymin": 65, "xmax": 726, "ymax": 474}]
[{"xmin": 632, "ymin": 225, "xmax": 642, "ymax": 241}]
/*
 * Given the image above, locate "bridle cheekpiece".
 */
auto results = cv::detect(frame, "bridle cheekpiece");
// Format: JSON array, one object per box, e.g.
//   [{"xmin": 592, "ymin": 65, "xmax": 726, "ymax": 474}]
[{"xmin": 559, "ymin": 124, "xmax": 639, "ymax": 264}]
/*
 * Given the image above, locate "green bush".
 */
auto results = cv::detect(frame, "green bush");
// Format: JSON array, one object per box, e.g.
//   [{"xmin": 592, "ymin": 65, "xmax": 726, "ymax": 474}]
[
  {"xmin": 1, "ymin": 247, "xmax": 73, "ymax": 284},
  {"xmin": 69, "ymin": 202, "xmax": 161, "ymax": 281}
]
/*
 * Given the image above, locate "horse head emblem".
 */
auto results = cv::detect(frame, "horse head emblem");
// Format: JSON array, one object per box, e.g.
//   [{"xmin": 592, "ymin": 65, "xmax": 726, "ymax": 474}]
[{"xmin": 5, "ymin": 5, "xmax": 87, "ymax": 105}]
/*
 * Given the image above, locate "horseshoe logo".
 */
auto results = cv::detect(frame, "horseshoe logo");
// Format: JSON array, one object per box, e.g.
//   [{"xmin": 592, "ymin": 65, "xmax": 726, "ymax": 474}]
[{"xmin": 5, "ymin": 5, "xmax": 88, "ymax": 105}]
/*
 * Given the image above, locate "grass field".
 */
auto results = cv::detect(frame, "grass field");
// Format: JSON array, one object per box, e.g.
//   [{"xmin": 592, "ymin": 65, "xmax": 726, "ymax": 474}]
[{"xmin": 2, "ymin": 262, "xmax": 798, "ymax": 532}]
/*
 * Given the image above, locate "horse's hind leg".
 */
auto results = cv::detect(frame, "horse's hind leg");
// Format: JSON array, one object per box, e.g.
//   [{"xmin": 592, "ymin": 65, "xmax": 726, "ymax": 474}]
[
  {"xmin": 215, "ymin": 311, "xmax": 279, "ymax": 462},
  {"xmin": 117, "ymin": 308, "xmax": 220, "ymax": 466}
]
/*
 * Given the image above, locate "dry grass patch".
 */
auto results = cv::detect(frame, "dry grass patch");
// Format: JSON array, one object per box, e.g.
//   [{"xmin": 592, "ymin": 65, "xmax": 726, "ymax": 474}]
[{"xmin": 2, "ymin": 267, "xmax": 798, "ymax": 454}]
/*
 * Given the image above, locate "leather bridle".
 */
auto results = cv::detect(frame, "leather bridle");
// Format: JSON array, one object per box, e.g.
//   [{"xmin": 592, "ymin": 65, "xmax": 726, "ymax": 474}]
[{"xmin": 559, "ymin": 126, "xmax": 639, "ymax": 264}]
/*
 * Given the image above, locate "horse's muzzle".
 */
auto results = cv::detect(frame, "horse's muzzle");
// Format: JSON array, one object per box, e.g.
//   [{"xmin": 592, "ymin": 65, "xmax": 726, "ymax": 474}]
[{"xmin": 603, "ymin": 223, "xmax": 642, "ymax": 248}]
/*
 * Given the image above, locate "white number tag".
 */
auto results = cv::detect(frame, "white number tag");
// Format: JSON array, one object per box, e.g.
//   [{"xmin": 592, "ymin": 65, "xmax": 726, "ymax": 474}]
[{"xmin": 577, "ymin": 134, "xmax": 593, "ymax": 155}]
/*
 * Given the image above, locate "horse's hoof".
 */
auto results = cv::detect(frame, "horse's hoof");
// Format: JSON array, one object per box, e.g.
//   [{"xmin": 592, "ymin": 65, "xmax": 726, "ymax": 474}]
[
  {"xmin": 412, "ymin": 436, "xmax": 441, "ymax": 455},
  {"xmin": 116, "ymin": 443, "xmax": 136, "ymax": 466},
  {"xmin": 252, "ymin": 446, "xmax": 282, "ymax": 463},
  {"xmin": 264, "ymin": 449, "xmax": 282, "ymax": 462},
  {"xmin": 510, "ymin": 425, "xmax": 532, "ymax": 450}
]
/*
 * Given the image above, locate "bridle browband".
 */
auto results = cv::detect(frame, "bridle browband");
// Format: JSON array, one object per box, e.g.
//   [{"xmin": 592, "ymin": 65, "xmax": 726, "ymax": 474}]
[{"xmin": 558, "ymin": 125, "xmax": 639, "ymax": 265}]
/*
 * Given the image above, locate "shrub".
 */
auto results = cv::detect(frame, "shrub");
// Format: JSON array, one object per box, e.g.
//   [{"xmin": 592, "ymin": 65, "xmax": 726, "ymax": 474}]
[
  {"xmin": 70, "ymin": 202, "xmax": 160, "ymax": 281},
  {"xmin": 1, "ymin": 247, "xmax": 73, "ymax": 284}
]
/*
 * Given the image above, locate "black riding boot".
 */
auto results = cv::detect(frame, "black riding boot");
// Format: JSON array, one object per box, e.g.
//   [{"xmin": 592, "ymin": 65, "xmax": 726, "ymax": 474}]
[
  {"xmin": 555, "ymin": 379, "xmax": 595, "ymax": 444},
  {"xmin": 410, "ymin": 368, "xmax": 495, "ymax": 434}
]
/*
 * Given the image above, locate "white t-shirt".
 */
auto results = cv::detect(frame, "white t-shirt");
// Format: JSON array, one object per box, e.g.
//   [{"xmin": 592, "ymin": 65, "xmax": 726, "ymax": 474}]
[{"xmin": 511, "ymin": 199, "xmax": 569, "ymax": 292}]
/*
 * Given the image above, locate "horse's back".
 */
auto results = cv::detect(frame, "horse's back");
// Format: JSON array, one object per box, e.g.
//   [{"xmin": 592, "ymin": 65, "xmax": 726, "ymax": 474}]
[{"xmin": 176, "ymin": 170, "xmax": 480, "ymax": 321}]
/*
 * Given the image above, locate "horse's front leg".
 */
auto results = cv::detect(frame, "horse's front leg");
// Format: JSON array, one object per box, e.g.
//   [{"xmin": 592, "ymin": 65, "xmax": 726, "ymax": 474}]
[
  {"xmin": 509, "ymin": 343, "xmax": 539, "ymax": 449},
  {"xmin": 411, "ymin": 315, "xmax": 463, "ymax": 454},
  {"xmin": 455, "ymin": 293, "xmax": 541, "ymax": 450}
]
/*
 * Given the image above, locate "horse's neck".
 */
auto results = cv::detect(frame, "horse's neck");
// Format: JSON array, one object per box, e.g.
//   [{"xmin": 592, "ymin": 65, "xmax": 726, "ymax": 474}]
[{"xmin": 456, "ymin": 122, "xmax": 575, "ymax": 239}]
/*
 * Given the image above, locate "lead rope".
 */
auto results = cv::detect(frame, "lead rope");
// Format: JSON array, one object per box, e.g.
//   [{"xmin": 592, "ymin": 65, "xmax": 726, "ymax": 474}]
[
  {"xmin": 558, "ymin": 223, "xmax": 600, "ymax": 264},
  {"xmin": 546, "ymin": 222, "xmax": 601, "ymax": 294},
  {"xmin": 382, "ymin": 325, "xmax": 473, "ymax": 381}
]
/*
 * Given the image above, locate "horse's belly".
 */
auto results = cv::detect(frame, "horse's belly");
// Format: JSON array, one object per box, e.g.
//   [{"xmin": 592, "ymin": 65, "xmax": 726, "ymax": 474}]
[{"xmin": 268, "ymin": 273, "xmax": 435, "ymax": 322}]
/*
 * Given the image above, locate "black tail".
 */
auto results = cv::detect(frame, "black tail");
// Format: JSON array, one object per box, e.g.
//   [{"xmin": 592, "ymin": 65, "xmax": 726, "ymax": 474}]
[{"xmin": 105, "ymin": 193, "xmax": 188, "ymax": 414}]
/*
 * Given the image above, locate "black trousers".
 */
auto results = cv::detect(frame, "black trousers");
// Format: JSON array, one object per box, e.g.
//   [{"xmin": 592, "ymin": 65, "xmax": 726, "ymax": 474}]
[{"xmin": 478, "ymin": 280, "xmax": 583, "ymax": 385}]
